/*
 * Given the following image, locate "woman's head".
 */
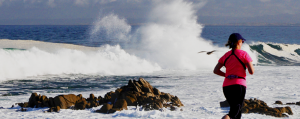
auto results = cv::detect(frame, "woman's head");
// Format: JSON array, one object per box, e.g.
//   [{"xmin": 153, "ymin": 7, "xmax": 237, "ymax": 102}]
[{"xmin": 225, "ymin": 33, "xmax": 246, "ymax": 49}]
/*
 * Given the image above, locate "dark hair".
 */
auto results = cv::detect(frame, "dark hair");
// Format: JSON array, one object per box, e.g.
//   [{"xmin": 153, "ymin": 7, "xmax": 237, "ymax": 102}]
[
  {"xmin": 225, "ymin": 41, "xmax": 238, "ymax": 49},
  {"xmin": 225, "ymin": 33, "xmax": 246, "ymax": 49}
]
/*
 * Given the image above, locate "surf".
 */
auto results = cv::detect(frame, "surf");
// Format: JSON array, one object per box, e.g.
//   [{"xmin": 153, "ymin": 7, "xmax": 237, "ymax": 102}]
[
  {"xmin": 249, "ymin": 42, "xmax": 300, "ymax": 66},
  {"xmin": 0, "ymin": 39, "xmax": 161, "ymax": 81},
  {"xmin": 0, "ymin": 0, "xmax": 260, "ymax": 80}
]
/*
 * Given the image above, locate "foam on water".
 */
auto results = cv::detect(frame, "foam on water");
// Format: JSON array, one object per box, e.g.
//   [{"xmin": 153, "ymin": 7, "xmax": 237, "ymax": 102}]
[
  {"xmin": 0, "ymin": 43, "xmax": 161, "ymax": 81},
  {"xmin": 1, "ymin": 66, "xmax": 300, "ymax": 118}
]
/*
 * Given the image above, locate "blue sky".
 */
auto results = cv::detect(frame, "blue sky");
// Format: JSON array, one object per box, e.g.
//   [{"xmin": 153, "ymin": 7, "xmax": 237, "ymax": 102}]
[{"xmin": 0, "ymin": 0, "xmax": 299, "ymax": 25}]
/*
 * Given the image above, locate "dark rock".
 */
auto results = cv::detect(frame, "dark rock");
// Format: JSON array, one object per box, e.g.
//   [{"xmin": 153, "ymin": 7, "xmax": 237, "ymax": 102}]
[
  {"xmin": 160, "ymin": 93, "xmax": 171, "ymax": 102},
  {"xmin": 286, "ymin": 102, "xmax": 296, "ymax": 105},
  {"xmin": 89, "ymin": 101, "xmax": 99, "ymax": 108},
  {"xmin": 153, "ymin": 99, "xmax": 163, "ymax": 109},
  {"xmin": 15, "ymin": 78, "xmax": 184, "ymax": 114},
  {"xmin": 241, "ymin": 99, "xmax": 293, "ymax": 117},
  {"xmin": 17, "ymin": 102, "xmax": 29, "ymax": 108},
  {"xmin": 113, "ymin": 99, "xmax": 128, "ymax": 111},
  {"xmin": 274, "ymin": 101, "xmax": 283, "ymax": 105},
  {"xmin": 96, "ymin": 103, "xmax": 113, "ymax": 113},
  {"xmin": 77, "ymin": 94, "xmax": 83, "ymax": 99},
  {"xmin": 142, "ymin": 87, "xmax": 152, "ymax": 93},
  {"xmin": 98, "ymin": 96, "xmax": 104, "ymax": 105},
  {"xmin": 103, "ymin": 91, "xmax": 114, "ymax": 103},
  {"xmin": 133, "ymin": 85, "xmax": 142, "ymax": 92},
  {"xmin": 128, "ymin": 79, "xmax": 135, "ymax": 87},
  {"xmin": 138, "ymin": 78, "xmax": 153, "ymax": 92},
  {"xmin": 153, "ymin": 88, "xmax": 161, "ymax": 95},
  {"xmin": 48, "ymin": 106, "xmax": 60, "ymax": 112},
  {"xmin": 124, "ymin": 93, "xmax": 137, "ymax": 106},
  {"xmin": 170, "ymin": 106, "xmax": 176, "ymax": 111},
  {"xmin": 144, "ymin": 92, "xmax": 155, "ymax": 98},
  {"xmin": 283, "ymin": 106, "xmax": 293, "ymax": 115},
  {"xmin": 87, "ymin": 94, "xmax": 96, "ymax": 102},
  {"xmin": 171, "ymin": 96, "xmax": 184, "ymax": 107},
  {"xmin": 48, "ymin": 97, "xmax": 55, "ymax": 107},
  {"xmin": 28, "ymin": 93, "xmax": 39, "ymax": 108},
  {"xmin": 75, "ymin": 98, "xmax": 87, "ymax": 110},
  {"xmin": 54, "ymin": 94, "xmax": 79, "ymax": 109},
  {"xmin": 41, "ymin": 95, "xmax": 49, "ymax": 107},
  {"xmin": 163, "ymin": 104, "xmax": 171, "ymax": 108}
]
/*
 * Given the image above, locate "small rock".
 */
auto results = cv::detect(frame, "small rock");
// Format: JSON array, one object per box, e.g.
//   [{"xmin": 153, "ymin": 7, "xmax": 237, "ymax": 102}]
[
  {"xmin": 170, "ymin": 106, "xmax": 176, "ymax": 111},
  {"xmin": 274, "ymin": 101, "xmax": 283, "ymax": 105},
  {"xmin": 95, "ymin": 103, "xmax": 113, "ymax": 113}
]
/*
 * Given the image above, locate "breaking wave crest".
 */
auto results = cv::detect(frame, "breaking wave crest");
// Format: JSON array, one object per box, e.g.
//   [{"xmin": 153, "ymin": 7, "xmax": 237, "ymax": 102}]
[{"xmin": 250, "ymin": 42, "xmax": 300, "ymax": 66}]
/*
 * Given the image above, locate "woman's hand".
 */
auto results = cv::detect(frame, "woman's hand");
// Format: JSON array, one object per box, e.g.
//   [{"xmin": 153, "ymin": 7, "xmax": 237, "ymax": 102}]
[{"xmin": 213, "ymin": 62, "xmax": 225, "ymax": 77}]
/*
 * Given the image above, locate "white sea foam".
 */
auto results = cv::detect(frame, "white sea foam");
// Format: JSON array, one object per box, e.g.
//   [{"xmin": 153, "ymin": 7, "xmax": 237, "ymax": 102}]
[
  {"xmin": 0, "ymin": 44, "xmax": 161, "ymax": 81},
  {"xmin": 0, "ymin": 66, "xmax": 300, "ymax": 118}
]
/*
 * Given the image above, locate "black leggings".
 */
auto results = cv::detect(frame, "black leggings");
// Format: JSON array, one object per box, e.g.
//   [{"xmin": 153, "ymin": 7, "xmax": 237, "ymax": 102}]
[{"xmin": 223, "ymin": 85, "xmax": 246, "ymax": 119}]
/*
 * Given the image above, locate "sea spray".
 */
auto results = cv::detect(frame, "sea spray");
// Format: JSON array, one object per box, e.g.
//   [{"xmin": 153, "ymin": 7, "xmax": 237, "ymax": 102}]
[
  {"xmin": 89, "ymin": 13, "xmax": 131, "ymax": 46},
  {"xmin": 88, "ymin": 0, "xmax": 258, "ymax": 70},
  {"xmin": 127, "ymin": 0, "xmax": 228, "ymax": 70},
  {"xmin": 0, "ymin": 45, "xmax": 161, "ymax": 81}
]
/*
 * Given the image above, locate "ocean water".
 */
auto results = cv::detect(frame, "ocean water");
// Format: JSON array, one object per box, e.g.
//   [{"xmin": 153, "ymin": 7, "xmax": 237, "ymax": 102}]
[{"xmin": 1, "ymin": 0, "xmax": 300, "ymax": 118}]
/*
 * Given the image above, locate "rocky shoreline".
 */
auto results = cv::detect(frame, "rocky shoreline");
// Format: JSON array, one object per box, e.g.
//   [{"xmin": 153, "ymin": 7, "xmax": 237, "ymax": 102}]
[
  {"xmin": 8, "ymin": 78, "xmax": 300, "ymax": 118},
  {"xmin": 14, "ymin": 78, "xmax": 184, "ymax": 113}
]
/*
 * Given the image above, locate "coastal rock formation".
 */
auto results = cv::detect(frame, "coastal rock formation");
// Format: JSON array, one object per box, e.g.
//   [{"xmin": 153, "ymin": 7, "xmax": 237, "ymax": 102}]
[
  {"xmin": 220, "ymin": 98, "xmax": 293, "ymax": 117},
  {"xmin": 15, "ymin": 78, "xmax": 184, "ymax": 113},
  {"xmin": 242, "ymin": 98, "xmax": 293, "ymax": 117},
  {"xmin": 95, "ymin": 78, "xmax": 184, "ymax": 113}
]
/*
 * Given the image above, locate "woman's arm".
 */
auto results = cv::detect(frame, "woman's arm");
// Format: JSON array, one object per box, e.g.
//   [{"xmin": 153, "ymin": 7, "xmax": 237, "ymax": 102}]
[
  {"xmin": 246, "ymin": 62, "xmax": 254, "ymax": 75},
  {"xmin": 213, "ymin": 62, "xmax": 225, "ymax": 77}
]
